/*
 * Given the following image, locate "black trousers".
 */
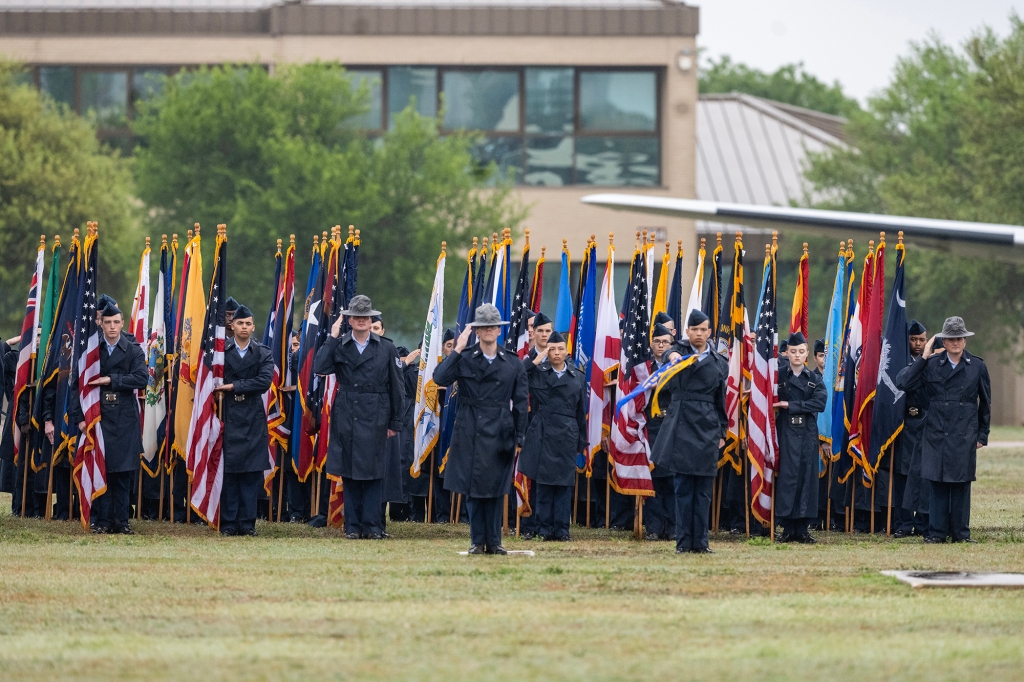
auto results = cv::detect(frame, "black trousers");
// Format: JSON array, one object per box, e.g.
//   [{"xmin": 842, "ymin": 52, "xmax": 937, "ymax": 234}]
[
  {"xmin": 93, "ymin": 470, "xmax": 132, "ymax": 530},
  {"xmin": 592, "ymin": 477, "xmax": 635, "ymax": 529},
  {"xmin": 779, "ymin": 516, "xmax": 810, "ymax": 538},
  {"xmin": 673, "ymin": 474, "xmax": 714, "ymax": 552},
  {"xmin": 220, "ymin": 471, "xmax": 262, "ymax": 533},
  {"xmin": 891, "ymin": 472, "xmax": 914, "ymax": 533},
  {"xmin": 645, "ymin": 475, "xmax": 676, "ymax": 538},
  {"xmin": 285, "ymin": 465, "xmax": 311, "ymax": 521},
  {"xmin": 929, "ymin": 480, "xmax": 970, "ymax": 542},
  {"xmin": 535, "ymin": 483, "xmax": 571, "ymax": 539},
  {"xmin": 342, "ymin": 477, "xmax": 383, "ymax": 536},
  {"xmin": 466, "ymin": 496, "xmax": 503, "ymax": 549}
]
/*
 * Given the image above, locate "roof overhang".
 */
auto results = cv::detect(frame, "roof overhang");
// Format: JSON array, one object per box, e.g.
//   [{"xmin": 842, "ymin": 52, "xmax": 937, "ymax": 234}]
[{"xmin": 581, "ymin": 193, "xmax": 1024, "ymax": 261}]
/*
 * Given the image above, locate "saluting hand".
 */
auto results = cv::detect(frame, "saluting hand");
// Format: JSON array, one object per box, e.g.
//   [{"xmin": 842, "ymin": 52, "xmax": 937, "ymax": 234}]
[
  {"xmin": 330, "ymin": 313, "xmax": 345, "ymax": 338},
  {"xmin": 923, "ymin": 334, "xmax": 944, "ymax": 359},
  {"xmin": 403, "ymin": 349, "xmax": 422, "ymax": 366},
  {"xmin": 532, "ymin": 345, "xmax": 550, "ymax": 365},
  {"xmin": 454, "ymin": 326, "xmax": 473, "ymax": 353}
]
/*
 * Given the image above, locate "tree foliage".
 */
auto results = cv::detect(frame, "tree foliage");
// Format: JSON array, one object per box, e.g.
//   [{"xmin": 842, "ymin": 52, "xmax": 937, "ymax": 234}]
[
  {"xmin": 0, "ymin": 61, "xmax": 138, "ymax": 329},
  {"xmin": 133, "ymin": 63, "xmax": 525, "ymax": 337},
  {"xmin": 699, "ymin": 55, "xmax": 861, "ymax": 117},
  {"xmin": 804, "ymin": 19, "xmax": 1024, "ymax": 363}
]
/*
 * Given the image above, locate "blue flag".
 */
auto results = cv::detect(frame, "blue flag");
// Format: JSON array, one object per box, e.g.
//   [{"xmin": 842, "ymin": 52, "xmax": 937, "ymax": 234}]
[
  {"xmin": 574, "ymin": 242, "xmax": 597, "ymax": 470},
  {"xmin": 554, "ymin": 246, "xmax": 573, "ymax": 333},
  {"xmin": 868, "ymin": 242, "xmax": 909, "ymax": 474},
  {"xmin": 817, "ymin": 248, "xmax": 848, "ymax": 469}
]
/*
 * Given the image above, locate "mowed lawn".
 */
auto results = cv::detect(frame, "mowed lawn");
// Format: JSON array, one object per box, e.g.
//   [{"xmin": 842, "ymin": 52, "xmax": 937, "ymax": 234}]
[{"xmin": 1, "ymin": 448, "xmax": 1023, "ymax": 682}]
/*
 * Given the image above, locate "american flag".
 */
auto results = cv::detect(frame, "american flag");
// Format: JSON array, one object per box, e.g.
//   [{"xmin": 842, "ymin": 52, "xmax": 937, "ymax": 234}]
[
  {"xmin": 315, "ymin": 234, "xmax": 342, "ymax": 473},
  {"xmin": 747, "ymin": 246, "xmax": 779, "ymax": 526},
  {"xmin": 292, "ymin": 238, "xmax": 324, "ymax": 482},
  {"xmin": 72, "ymin": 227, "xmax": 106, "ymax": 529},
  {"xmin": 505, "ymin": 241, "xmax": 531, "ymax": 358},
  {"xmin": 609, "ymin": 247, "xmax": 654, "ymax": 497},
  {"xmin": 186, "ymin": 229, "xmax": 228, "ymax": 527},
  {"xmin": 12, "ymin": 240, "xmax": 45, "ymax": 465}
]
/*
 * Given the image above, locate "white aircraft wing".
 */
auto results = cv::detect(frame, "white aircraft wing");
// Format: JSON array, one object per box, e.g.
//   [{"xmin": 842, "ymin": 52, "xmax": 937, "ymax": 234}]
[{"xmin": 581, "ymin": 194, "xmax": 1024, "ymax": 261}]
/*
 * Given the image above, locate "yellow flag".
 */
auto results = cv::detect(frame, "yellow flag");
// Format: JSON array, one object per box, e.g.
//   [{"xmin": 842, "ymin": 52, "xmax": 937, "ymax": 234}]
[
  {"xmin": 172, "ymin": 234, "xmax": 205, "ymax": 461},
  {"xmin": 650, "ymin": 243, "xmax": 670, "ymax": 335}
]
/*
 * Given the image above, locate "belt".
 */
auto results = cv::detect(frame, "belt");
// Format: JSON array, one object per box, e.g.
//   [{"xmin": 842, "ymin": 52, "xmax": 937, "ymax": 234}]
[
  {"xmin": 339, "ymin": 384, "xmax": 387, "ymax": 394},
  {"xmin": 541, "ymin": 409, "xmax": 577, "ymax": 419},
  {"xmin": 671, "ymin": 392, "xmax": 714, "ymax": 404},
  {"xmin": 906, "ymin": 406, "xmax": 923, "ymax": 418},
  {"xmin": 461, "ymin": 397, "xmax": 507, "ymax": 408}
]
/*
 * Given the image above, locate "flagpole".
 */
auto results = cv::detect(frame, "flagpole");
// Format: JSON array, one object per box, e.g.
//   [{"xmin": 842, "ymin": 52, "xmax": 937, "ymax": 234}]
[
  {"xmin": 572, "ymin": 473, "xmax": 578, "ymax": 526},
  {"xmin": 605, "ymin": 459, "xmax": 611, "ymax": 529},
  {"xmin": 743, "ymin": 443, "xmax": 750, "ymax": 537},
  {"xmin": 276, "ymin": 445, "xmax": 284, "ymax": 523},
  {"xmin": 886, "ymin": 443, "xmax": 894, "ymax": 536},
  {"xmin": 426, "ymin": 447, "xmax": 434, "ymax": 524},
  {"xmin": 586, "ymin": 474, "xmax": 591, "ymax": 528}
]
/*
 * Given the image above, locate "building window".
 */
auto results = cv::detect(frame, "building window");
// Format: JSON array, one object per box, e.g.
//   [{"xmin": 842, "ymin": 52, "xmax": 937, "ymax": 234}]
[
  {"xmin": 39, "ymin": 67, "xmax": 74, "ymax": 108},
  {"xmin": 579, "ymin": 71, "xmax": 657, "ymax": 132},
  {"xmin": 21, "ymin": 64, "xmax": 662, "ymax": 183},
  {"xmin": 441, "ymin": 70, "xmax": 520, "ymax": 132},
  {"xmin": 387, "ymin": 67, "xmax": 437, "ymax": 128},
  {"xmin": 346, "ymin": 69, "xmax": 384, "ymax": 132}
]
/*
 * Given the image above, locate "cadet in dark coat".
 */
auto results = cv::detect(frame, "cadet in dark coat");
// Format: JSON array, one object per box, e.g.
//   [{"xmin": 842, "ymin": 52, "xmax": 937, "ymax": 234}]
[
  {"xmin": 773, "ymin": 333, "xmax": 828, "ymax": 543},
  {"xmin": 519, "ymin": 331, "xmax": 587, "ymax": 541},
  {"xmin": 651, "ymin": 310, "xmax": 728, "ymax": 554},
  {"xmin": 896, "ymin": 316, "xmax": 990, "ymax": 543},
  {"xmin": 313, "ymin": 295, "xmax": 404, "ymax": 540},
  {"xmin": 216, "ymin": 305, "xmax": 274, "ymax": 536},
  {"xmin": 69, "ymin": 303, "xmax": 148, "ymax": 534},
  {"xmin": 644, "ymin": 323, "xmax": 677, "ymax": 541},
  {"xmin": 433, "ymin": 304, "xmax": 528, "ymax": 554},
  {"xmin": 895, "ymin": 320, "xmax": 929, "ymax": 537},
  {"xmin": 519, "ymin": 311, "xmax": 552, "ymax": 539}
]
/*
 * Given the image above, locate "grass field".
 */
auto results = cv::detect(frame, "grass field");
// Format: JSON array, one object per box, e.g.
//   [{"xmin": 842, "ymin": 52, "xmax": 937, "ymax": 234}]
[{"xmin": 2, "ymin": 447, "xmax": 1023, "ymax": 681}]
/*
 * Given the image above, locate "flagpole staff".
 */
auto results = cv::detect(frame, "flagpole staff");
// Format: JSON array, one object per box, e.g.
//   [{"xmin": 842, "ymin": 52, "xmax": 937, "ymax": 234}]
[{"xmin": 41, "ymin": 237, "xmax": 62, "ymax": 520}]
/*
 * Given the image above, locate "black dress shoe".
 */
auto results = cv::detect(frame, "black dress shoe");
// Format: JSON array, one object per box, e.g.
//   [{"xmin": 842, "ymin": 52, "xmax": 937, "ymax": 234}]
[
  {"xmin": 690, "ymin": 547, "xmax": 714, "ymax": 554},
  {"xmin": 242, "ymin": 528, "xmax": 258, "ymax": 537},
  {"xmin": 308, "ymin": 515, "xmax": 327, "ymax": 528},
  {"xmin": 924, "ymin": 536, "xmax": 945, "ymax": 544},
  {"xmin": 380, "ymin": 532, "xmax": 391, "ymax": 539},
  {"xmin": 220, "ymin": 528, "xmax": 236, "ymax": 537},
  {"xmin": 365, "ymin": 533, "xmax": 384, "ymax": 540},
  {"xmin": 954, "ymin": 537, "xmax": 977, "ymax": 544},
  {"xmin": 487, "ymin": 545, "xmax": 508, "ymax": 555},
  {"xmin": 468, "ymin": 545, "xmax": 485, "ymax": 555},
  {"xmin": 91, "ymin": 526, "xmax": 109, "ymax": 535},
  {"xmin": 644, "ymin": 532, "xmax": 660, "ymax": 541},
  {"xmin": 345, "ymin": 532, "xmax": 360, "ymax": 540},
  {"xmin": 729, "ymin": 528, "xmax": 743, "ymax": 535},
  {"xmin": 893, "ymin": 529, "xmax": 910, "ymax": 539},
  {"xmin": 776, "ymin": 533, "xmax": 795, "ymax": 543},
  {"xmin": 553, "ymin": 535, "xmax": 571, "ymax": 542},
  {"xmin": 795, "ymin": 534, "xmax": 817, "ymax": 545},
  {"xmin": 114, "ymin": 526, "xmax": 134, "ymax": 535},
  {"xmin": 520, "ymin": 531, "xmax": 536, "ymax": 540}
]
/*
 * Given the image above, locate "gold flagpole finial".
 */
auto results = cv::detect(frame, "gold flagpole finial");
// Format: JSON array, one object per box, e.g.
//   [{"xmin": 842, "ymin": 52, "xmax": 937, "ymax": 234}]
[
  {"xmin": 218, "ymin": 223, "xmax": 226, "ymax": 238},
  {"xmin": 590, "ymin": 233, "xmax": 596, "ymax": 245},
  {"xmin": 289, "ymin": 234, "xmax": 295, "ymax": 247},
  {"xmin": 472, "ymin": 236, "xmax": 478, "ymax": 250},
  {"xmin": 562, "ymin": 238, "xmax": 568, "ymax": 250},
  {"xmin": 879, "ymin": 231, "xmax": 885, "ymax": 245},
  {"xmin": 276, "ymin": 238, "xmax": 282, "ymax": 254},
  {"xmin": 73, "ymin": 227, "xmax": 80, "ymax": 241},
  {"xmin": 609, "ymin": 232, "xmax": 615, "ymax": 247},
  {"xmin": 898, "ymin": 230, "xmax": 904, "ymax": 245},
  {"xmin": 700, "ymin": 237, "xmax": 706, "ymax": 250},
  {"xmin": 145, "ymin": 236, "xmax": 151, "ymax": 249},
  {"xmin": 194, "ymin": 223, "xmax": 201, "ymax": 237},
  {"xmin": 187, "ymin": 229, "xmax": 193, "ymax": 241},
  {"xmin": 734, "ymin": 232, "xmax": 741, "ymax": 244},
  {"xmin": 665, "ymin": 241, "xmax": 670, "ymax": 256},
  {"xmin": 716, "ymin": 232, "xmax": 722, "ymax": 248},
  {"xmin": 540, "ymin": 245, "xmax": 546, "ymax": 258},
  {"xmin": 481, "ymin": 236, "xmax": 488, "ymax": 252},
  {"xmin": 312, "ymin": 234, "xmax": 319, "ymax": 247},
  {"xmin": 765, "ymin": 243, "xmax": 771, "ymax": 257},
  {"xmin": 322, "ymin": 230, "xmax": 329, "ymax": 244},
  {"xmin": 348, "ymin": 224, "xmax": 354, "ymax": 239},
  {"xmin": 354, "ymin": 229, "xmax": 360, "ymax": 243},
  {"xmin": 868, "ymin": 239, "xmax": 875, "ymax": 252},
  {"xmin": 161, "ymin": 234, "xmax": 167, "ymax": 247},
  {"xmin": 642, "ymin": 229, "xmax": 648, "ymax": 245},
  {"xmin": 838, "ymin": 241, "xmax": 845, "ymax": 256},
  {"xmin": 39, "ymin": 234, "xmax": 45, "ymax": 247},
  {"xmin": 441, "ymin": 241, "xmax": 447, "ymax": 256},
  {"xmin": 524, "ymin": 228, "xmax": 530, "ymax": 249},
  {"xmin": 172, "ymin": 233, "xmax": 178, "ymax": 248},
  {"xmin": 54, "ymin": 234, "xmax": 60, "ymax": 248},
  {"xmin": 771, "ymin": 231, "xmax": 778, "ymax": 249},
  {"xmin": 802, "ymin": 242, "xmax": 808, "ymax": 256}
]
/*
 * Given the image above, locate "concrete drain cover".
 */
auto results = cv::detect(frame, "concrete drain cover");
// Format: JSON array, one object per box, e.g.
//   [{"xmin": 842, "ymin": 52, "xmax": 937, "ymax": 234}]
[{"xmin": 882, "ymin": 570, "xmax": 1024, "ymax": 588}]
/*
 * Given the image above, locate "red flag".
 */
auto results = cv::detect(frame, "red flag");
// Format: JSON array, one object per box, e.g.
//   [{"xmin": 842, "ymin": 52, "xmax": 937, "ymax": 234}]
[
  {"xmin": 848, "ymin": 238, "xmax": 886, "ymax": 474},
  {"xmin": 790, "ymin": 245, "xmax": 809, "ymax": 338},
  {"xmin": 12, "ymin": 241, "xmax": 44, "ymax": 465},
  {"xmin": 73, "ymin": 228, "xmax": 105, "ymax": 529},
  {"xmin": 529, "ymin": 247, "xmax": 545, "ymax": 313},
  {"xmin": 186, "ymin": 229, "xmax": 228, "ymax": 527}
]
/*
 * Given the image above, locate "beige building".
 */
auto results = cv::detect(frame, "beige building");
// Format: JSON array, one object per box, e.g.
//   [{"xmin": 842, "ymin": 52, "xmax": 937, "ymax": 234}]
[{"xmin": 0, "ymin": 0, "xmax": 701, "ymax": 269}]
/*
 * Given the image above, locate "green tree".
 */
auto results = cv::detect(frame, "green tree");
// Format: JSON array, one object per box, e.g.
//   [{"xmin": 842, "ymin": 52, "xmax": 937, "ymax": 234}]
[
  {"xmin": 133, "ymin": 63, "xmax": 525, "ymax": 337},
  {"xmin": 699, "ymin": 55, "xmax": 861, "ymax": 117},
  {"xmin": 0, "ymin": 61, "xmax": 138, "ymax": 329},
  {"xmin": 803, "ymin": 20, "xmax": 1024, "ymax": 363}
]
